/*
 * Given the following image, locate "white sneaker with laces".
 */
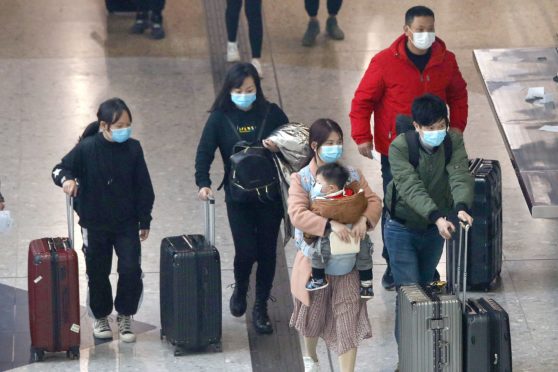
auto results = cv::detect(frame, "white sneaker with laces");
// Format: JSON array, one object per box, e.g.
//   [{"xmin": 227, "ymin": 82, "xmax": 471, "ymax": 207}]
[
  {"xmin": 303, "ymin": 356, "xmax": 319, "ymax": 372},
  {"xmin": 251, "ymin": 58, "xmax": 263, "ymax": 78},
  {"xmin": 117, "ymin": 314, "xmax": 136, "ymax": 343},
  {"xmin": 93, "ymin": 317, "xmax": 113, "ymax": 339},
  {"xmin": 226, "ymin": 41, "xmax": 240, "ymax": 62}
]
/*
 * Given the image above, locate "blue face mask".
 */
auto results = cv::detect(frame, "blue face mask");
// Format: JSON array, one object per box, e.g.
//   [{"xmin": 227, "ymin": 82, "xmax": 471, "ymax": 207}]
[
  {"xmin": 311, "ymin": 182, "xmax": 324, "ymax": 198},
  {"xmin": 421, "ymin": 129, "xmax": 447, "ymax": 147},
  {"xmin": 319, "ymin": 145, "xmax": 343, "ymax": 163},
  {"xmin": 231, "ymin": 92, "xmax": 257, "ymax": 110},
  {"xmin": 111, "ymin": 127, "xmax": 132, "ymax": 143}
]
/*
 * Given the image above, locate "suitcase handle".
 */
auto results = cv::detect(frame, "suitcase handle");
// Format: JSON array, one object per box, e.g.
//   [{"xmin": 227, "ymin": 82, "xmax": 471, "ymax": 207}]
[
  {"xmin": 204, "ymin": 197, "xmax": 215, "ymax": 247},
  {"xmin": 66, "ymin": 195, "xmax": 75, "ymax": 250},
  {"xmin": 455, "ymin": 221, "xmax": 470, "ymax": 311}
]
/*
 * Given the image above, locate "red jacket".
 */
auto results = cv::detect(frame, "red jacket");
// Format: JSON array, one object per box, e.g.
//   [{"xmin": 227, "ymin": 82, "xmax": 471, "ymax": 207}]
[{"xmin": 350, "ymin": 34, "xmax": 468, "ymax": 156}]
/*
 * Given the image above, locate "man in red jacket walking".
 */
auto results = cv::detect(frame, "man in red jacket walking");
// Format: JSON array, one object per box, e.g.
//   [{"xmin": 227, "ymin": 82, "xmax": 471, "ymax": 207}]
[{"xmin": 349, "ymin": 5, "xmax": 468, "ymax": 290}]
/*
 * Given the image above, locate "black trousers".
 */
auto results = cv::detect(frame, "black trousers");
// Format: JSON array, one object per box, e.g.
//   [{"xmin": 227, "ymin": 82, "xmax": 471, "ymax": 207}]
[
  {"xmin": 381, "ymin": 154, "xmax": 393, "ymax": 265},
  {"xmin": 304, "ymin": 0, "xmax": 343, "ymax": 17},
  {"xmin": 226, "ymin": 0, "xmax": 263, "ymax": 58},
  {"xmin": 136, "ymin": 0, "xmax": 165, "ymax": 14},
  {"xmin": 226, "ymin": 200, "xmax": 283, "ymax": 300},
  {"xmin": 82, "ymin": 227, "xmax": 143, "ymax": 319}
]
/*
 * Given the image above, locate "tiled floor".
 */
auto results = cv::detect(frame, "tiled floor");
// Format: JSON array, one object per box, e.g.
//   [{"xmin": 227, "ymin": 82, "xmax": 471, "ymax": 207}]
[{"xmin": 0, "ymin": 0, "xmax": 558, "ymax": 371}]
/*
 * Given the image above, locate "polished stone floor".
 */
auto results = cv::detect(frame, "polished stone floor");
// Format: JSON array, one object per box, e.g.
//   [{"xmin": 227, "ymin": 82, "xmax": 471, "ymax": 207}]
[{"xmin": 0, "ymin": 0, "xmax": 557, "ymax": 371}]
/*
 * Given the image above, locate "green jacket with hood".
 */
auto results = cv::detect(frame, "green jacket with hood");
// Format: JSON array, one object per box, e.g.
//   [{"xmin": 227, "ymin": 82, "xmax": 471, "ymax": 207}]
[{"xmin": 384, "ymin": 130, "xmax": 474, "ymax": 231}]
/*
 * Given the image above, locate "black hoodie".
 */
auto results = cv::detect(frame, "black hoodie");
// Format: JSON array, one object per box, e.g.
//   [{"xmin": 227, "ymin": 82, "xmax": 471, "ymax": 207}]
[{"xmin": 52, "ymin": 133, "xmax": 155, "ymax": 231}]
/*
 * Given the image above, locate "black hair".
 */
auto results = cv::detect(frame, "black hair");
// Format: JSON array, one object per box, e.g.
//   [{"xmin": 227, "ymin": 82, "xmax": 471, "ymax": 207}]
[
  {"xmin": 405, "ymin": 6, "xmax": 435, "ymax": 26},
  {"xmin": 79, "ymin": 98, "xmax": 132, "ymax": 142},
  {"xmin": 411, "ymin": 93, "xmax": 448, "ymax": 127},
  {"xmin": 316, "ymin": 163, "xmax": 349, "ymax": 190},
  {"xmin": 210, "ymin": 63, "xmax": 266, "ymax": 112},
  {"xmin": 302, "ymin": 118, "xmax": 344, "ymax": 167}
]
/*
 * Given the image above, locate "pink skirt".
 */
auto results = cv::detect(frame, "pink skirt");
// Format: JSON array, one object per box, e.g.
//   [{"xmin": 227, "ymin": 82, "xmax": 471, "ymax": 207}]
[{"xmin": 290, "ymin": 270, "xmax": 372, "ymax": 355}]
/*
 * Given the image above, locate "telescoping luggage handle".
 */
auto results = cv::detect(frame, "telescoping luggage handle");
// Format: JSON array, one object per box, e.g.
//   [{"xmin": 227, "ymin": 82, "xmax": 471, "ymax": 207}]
[
  {"xmin": 450, "ymin": 221, "xmax": 471, "ymax": 312},
  {"xmin": 66, "ymin": 194, "xmax": 75, "ymax": 250},
  {"xmin": 204, "ymin": 196, "xmax": 215, "ymax": 247}
]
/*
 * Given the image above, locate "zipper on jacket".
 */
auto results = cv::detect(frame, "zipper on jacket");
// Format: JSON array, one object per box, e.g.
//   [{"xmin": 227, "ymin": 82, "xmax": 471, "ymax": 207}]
[{"xmin": 50, "ymin": 239, "xmax": 61, "ymax": 351}]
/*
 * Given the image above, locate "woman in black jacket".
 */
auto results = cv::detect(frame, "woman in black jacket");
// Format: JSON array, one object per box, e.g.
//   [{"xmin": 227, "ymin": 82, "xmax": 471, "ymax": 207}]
[
  {"xmin": 52, "ymin": 98, "xmax": 155, "ymax": 343},
  {"xmin": 195, "ymin": 63, "xmax": 289, "ymax": 334}
]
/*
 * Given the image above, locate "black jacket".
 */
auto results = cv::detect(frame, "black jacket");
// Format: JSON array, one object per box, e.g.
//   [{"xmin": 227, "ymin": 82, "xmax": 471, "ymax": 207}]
[
  {"xmin": 195, "ymin": 102, "xmax": 289, "ymax": 200},
  {"xmin": 52, "ymin": 133, "xmax": 155, "ymax": 231}
]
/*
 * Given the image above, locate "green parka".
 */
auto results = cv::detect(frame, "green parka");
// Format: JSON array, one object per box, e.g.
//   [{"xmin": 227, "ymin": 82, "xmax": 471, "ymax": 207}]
[{"xmin": 384, "ymin": 130, "xmax": 474, "ymax": 231}]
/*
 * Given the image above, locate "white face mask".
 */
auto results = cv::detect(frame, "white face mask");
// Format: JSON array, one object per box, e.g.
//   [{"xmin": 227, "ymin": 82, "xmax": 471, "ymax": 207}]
[
  {"xmin": 411, "ymin": 31, "xmax": 435, "ymax": 50},
  {"xmin": 0, "ymin": 211, "xmax": 14, "ymax": 234}
]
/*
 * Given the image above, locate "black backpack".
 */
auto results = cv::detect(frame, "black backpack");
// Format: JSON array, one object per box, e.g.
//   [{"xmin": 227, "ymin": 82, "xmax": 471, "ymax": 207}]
[
  {"xmin": 390, "ymin": 114, "xmax": 452, "ymax": 219},
  {"xmin": 223, "ymin": 105, "xmax": 280, "ymax": 203}
]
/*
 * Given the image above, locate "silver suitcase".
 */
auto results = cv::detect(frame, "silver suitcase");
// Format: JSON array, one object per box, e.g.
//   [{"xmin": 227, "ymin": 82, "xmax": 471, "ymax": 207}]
[{"xmin": 399, "ymin": 284, "xmax": 462, "ymax": 372}]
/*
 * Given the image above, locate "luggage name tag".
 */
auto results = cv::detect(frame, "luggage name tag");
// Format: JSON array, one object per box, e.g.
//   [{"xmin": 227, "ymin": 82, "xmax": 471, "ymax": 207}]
[{"xmin": 70, "ymin": 324, "xmax": 80, "ymax": 333}]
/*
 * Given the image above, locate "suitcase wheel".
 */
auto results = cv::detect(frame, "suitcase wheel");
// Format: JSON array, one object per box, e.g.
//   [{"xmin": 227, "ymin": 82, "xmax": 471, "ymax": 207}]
[
  {"xmin": 67, "ymin": 347, "xmax": 80, "ymax": 360},
  {"xmin": 211, "ymin": 342, "xmax": 222, "ymax": 353},
  {"xmin": 174, "ymin": 346, "xmax": 186, "ymax": 357},
  {"xmin": 30, "ymin": 348, "xmax": 45, "ymax": 363}
]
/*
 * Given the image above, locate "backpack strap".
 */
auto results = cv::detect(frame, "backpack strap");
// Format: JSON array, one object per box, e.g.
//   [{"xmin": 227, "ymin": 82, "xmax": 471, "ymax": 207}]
[
  {"xmin": 442, "ymin": 133, "xmax": 452, "ymax": 167},
  {"xmin": 405, "ymin": 131, "xmax": 420, "ymax": 169},
  {"xmin": 255, "ymin": 104, "xmax": 272, "ymax": 141}
]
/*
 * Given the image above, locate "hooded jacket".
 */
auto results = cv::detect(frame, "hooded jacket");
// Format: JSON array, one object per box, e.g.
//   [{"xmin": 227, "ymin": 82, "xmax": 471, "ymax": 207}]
[{"xmin": 350, "ymin": 34, "xmax": 468, "ymax": 155}]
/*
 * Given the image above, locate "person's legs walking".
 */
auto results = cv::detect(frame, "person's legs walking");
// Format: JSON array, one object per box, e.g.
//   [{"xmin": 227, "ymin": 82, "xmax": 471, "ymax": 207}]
[
  {"xmin": 325, "ymin": 0, "xmax": 344, "ymax": 40},
  {"xmin": 113, "ymin": 227, "xmax": 143, "ymax": 342},
  {"xmin": 244, "ymin": 0, "xmax": 263, "ymax": 76},
  {"xmin": 303, "ymin": 337, "xmax": 320, "ymax": 371},
  {"xmin": 380, "ymin": 155, "xmax": 395, "ymax": 290},
  {"xmin": 83, "ymin": 228, "xmax": 115, "ymax": 339},
  {"xmin": 131, "ymin": 0, "xmax": 150, "ymax": 34},
  {"xmin": 302, "ymin": 0, "xmax": 320, "ymax": 46},
  {"xmin": 149, "ymin": 0, "xmax": 166, "ymax": 39},
  {"xmin": 226, "ymin": 0, "xmax": 242, "ymax": 62},
  {"xmin": 252, "ymin": 202, "xmax": 283, "ymax": 334},
  {"xmin": 385, "ymin": 219, "xmax": 420, "ymax": 344},
  {"xmin": 226, "ymin": 201, "xmax": 258, "ymax": 317},
  {"xmin": 338, "ymin": 348, "xmax": 357, "ymax": 372},
  {"xmin": 417, "ymin": 227, "xmax": 444, "ymax": 285}
]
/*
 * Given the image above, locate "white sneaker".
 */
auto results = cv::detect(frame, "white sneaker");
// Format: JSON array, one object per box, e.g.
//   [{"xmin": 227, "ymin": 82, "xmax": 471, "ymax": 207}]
[
  {"xmin": 226, "ymin": 41, "xmax": 240, "ymax": 62},
  {"xmin": 251, "ymin": 58, "xmax": 263, "ymax": 78},
  {"xmin": 303, "ymin": 356, "xmax": 319, "ymax": 372},
  {"xmin": 117, "ymin": 314, "xmax": 136, "ymax": 343},
  {"xmin": 93, "ymin": 317, "xmax": 113, "ymax": 339}
]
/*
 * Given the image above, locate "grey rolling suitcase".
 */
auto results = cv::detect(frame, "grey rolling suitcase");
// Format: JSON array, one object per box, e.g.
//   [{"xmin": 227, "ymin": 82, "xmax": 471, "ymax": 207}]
[{"xmin": 398, "ymin": 222, "xmax": 466, "ymax": 372}]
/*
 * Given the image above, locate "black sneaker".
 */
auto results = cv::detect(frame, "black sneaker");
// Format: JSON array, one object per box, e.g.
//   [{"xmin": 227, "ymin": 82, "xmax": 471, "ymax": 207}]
[
  {"xmin": 229, "ymin": 283, "xmax": 248, "ymax": 317},
  {"xmin": 382, "ymin": 267, "xmax": 396, "ymax": 291},
  {"xmin": 130, "ymin": 12, "xmax": 149, "ymax": 34},
  {"xmin": 305, "ymin": 278, "xmax": 328, "ymax": 291},
  {"xmin": 360, "ymin": 285, "xmax": 374, "ymax": 299},
  {"xmin": 252, "ymin": 300, "xmax": 273, "ymax": 334},
  {"xmin": 150, "ymin": 14, "xmax": 166, "ymax": 40}
]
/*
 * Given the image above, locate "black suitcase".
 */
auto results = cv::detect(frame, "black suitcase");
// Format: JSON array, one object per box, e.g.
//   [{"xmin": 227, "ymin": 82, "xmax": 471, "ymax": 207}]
[
  {"xmin": 105, "ymin": 0, "xmax": 137, "ymax": 13},
  {"xmin": 449, "ymin": 222, "xmax": 512, "ymax": 372},
  {"xmin": 447, "ymin": 158, "xmax": 502, "ymax": 291},
  {"xmin": 159, "ymin": 199, "xmax": 222, "ymax": 355}
]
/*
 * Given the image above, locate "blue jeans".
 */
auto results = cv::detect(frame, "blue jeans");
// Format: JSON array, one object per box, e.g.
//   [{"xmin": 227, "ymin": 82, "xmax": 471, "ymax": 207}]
[{"xmin": 384, "ymin": 218, "xmax": 444, "ymax": 343}]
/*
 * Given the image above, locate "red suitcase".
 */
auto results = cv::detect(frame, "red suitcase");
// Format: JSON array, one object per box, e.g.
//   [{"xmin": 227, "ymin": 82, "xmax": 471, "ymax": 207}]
[{"xmin": 28, "ymin": 196, "xmax": 80, "ymax": 362}]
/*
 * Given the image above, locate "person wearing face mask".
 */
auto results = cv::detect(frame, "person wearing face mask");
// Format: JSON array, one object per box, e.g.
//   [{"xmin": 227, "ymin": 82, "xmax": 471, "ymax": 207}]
[
  {"xmin": 52, "ymin": 98, "xmax": 155, "ymax": 343},
  {"xmin": 349, "ymin": 5, "xmax": 468, "ymax": 291},
  {"xmin": 288, "ymin": 119, "xmax": 382, "ymax": 372},
  {"xmin": 195, "ymin": 62, "xmax": 289, "ymax": 334},
  {"xmin": 384, "ymin": 94, "xmax": 473, "ymax": 363},
  {"xmin": 296, "ymin": 162, "xmax": 373, "ymax": 298}
]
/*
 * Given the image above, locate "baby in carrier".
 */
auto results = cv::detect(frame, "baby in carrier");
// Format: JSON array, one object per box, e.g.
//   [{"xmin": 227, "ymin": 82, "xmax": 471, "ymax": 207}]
[{"xmin": 301, "ymin": 162, "xmax": 374, "ymax": 299}]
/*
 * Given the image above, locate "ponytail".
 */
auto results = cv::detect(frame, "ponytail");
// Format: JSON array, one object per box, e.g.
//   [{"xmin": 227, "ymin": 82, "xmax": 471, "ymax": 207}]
[{"xmin": 79, "ymin": 121, "xmax": 100, "ymax": 142}]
